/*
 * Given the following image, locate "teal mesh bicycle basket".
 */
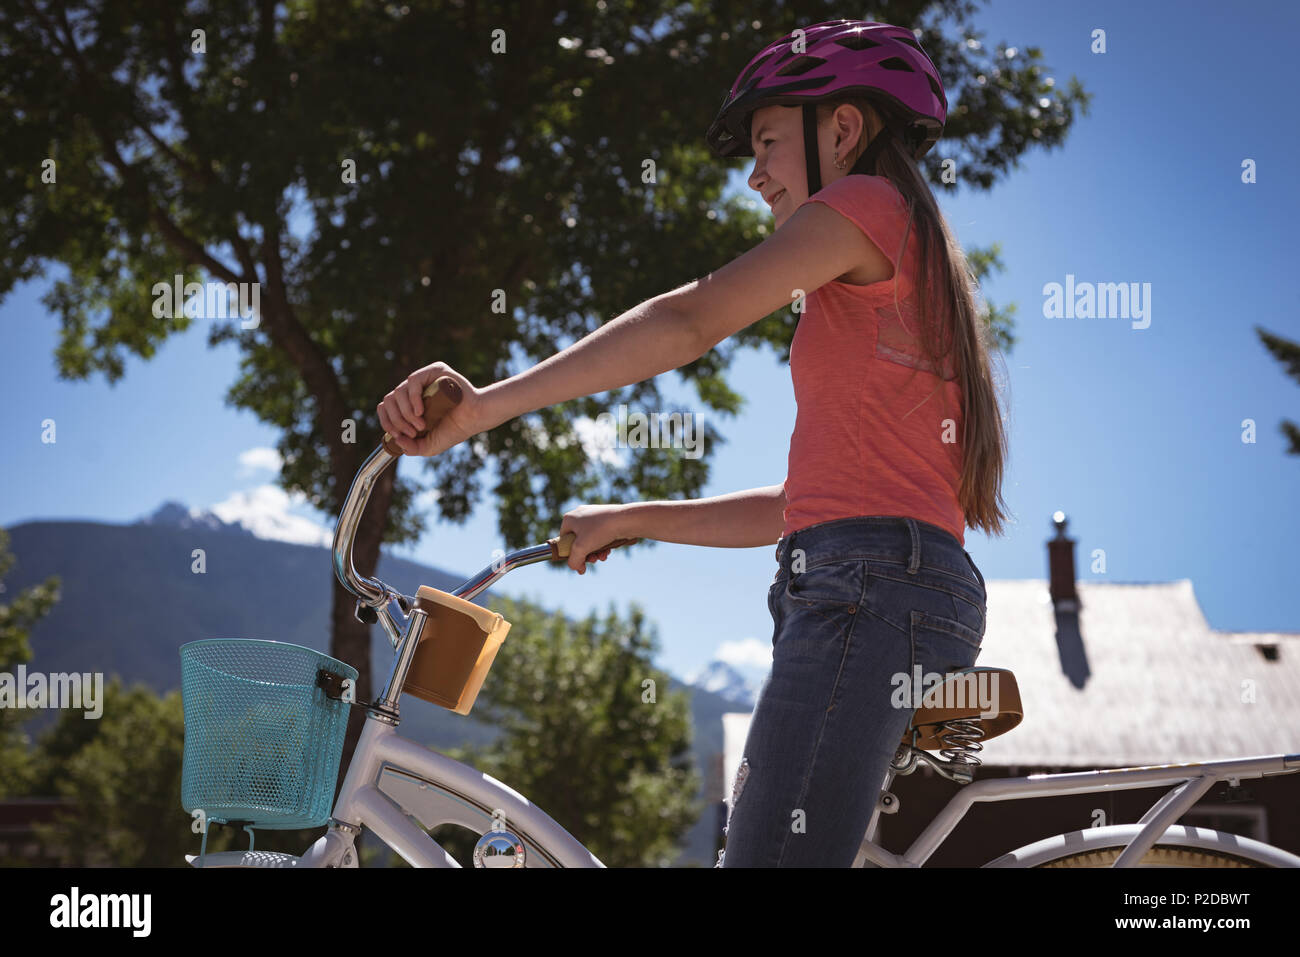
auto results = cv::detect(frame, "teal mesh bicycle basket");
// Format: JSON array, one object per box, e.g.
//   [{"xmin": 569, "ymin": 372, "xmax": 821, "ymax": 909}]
[{"xmin": 181, "ymin": 639, "xmax": 357, "ymax": 830}]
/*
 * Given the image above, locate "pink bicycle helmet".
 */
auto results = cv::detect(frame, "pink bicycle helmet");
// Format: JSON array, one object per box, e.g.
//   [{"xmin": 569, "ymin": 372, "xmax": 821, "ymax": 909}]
[{"xmin": 706, "ymin": 19, "xmax": 947, "ymax": 194}]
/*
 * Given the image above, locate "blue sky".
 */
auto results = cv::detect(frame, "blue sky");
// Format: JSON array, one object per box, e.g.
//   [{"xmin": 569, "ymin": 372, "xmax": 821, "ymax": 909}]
[{"xmin": 2, "ymin": 0, "xmax": 1297, "ymax": 687}]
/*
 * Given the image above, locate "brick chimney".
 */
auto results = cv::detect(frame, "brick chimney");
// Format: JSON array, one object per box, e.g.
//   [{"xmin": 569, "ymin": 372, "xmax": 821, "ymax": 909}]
[{"xmin": 1048, "ymin": 511, "xmax": 1081, "ymax": 613}]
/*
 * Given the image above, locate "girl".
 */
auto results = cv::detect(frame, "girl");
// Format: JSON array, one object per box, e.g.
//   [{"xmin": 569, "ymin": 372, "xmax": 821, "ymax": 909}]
[{"xmin": 377, "ymin": 19, "xmax": 1010, "ymax": 867}]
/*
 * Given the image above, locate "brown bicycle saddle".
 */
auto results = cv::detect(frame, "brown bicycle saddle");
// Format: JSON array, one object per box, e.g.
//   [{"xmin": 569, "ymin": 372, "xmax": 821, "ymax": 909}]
[{"xmin": 902, "ymin": 667, "xmax": 1023, "ymax": 751}]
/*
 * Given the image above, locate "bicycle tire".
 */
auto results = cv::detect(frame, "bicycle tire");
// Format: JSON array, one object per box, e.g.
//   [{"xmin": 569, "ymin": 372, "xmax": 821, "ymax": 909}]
[{"xmin": 1038, "ymin": 845, "xmax": 1261, "ymax": 867}]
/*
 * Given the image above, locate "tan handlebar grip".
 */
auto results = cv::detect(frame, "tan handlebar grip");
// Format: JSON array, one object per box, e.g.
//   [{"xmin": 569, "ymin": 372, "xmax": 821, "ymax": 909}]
[
  {"xmin": 382, "ymin": 376, "xmax": 464, "ymax": 456},
  {"xmin": 548, "ymin": 530, "xmax": 641, "ymax": 564}
]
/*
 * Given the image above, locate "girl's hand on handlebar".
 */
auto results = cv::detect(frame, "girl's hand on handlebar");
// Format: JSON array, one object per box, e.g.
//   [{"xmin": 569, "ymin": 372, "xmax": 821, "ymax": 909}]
[
  {"xmin": 377, "ymin": 362, "xmax": 487, "ymax": 457},
  {"xmin": 559, "ymin": 503, "xmax": 633, "ymax": 574}
]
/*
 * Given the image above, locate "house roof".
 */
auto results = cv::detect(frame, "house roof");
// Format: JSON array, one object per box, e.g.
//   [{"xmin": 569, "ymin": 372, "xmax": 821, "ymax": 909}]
[
  {"xmin": 722, "ymin": 579, "xmax": 1300, "ymax": 790},
  {"xmin": 974, "ymin": 579, "xmax": 1300, "ymax": 766}
]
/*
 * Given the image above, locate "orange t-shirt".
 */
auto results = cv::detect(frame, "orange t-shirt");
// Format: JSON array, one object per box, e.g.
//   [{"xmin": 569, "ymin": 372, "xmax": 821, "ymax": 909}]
[{"xmin": 781, "ymin": 174, "xmax": 967, "ymax": 545}]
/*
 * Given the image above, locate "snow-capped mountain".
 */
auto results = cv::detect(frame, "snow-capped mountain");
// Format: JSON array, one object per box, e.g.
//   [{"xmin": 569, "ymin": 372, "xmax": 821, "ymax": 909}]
[
  {"xmin": 137, "ymin": 492, "xmax": 333, "ymax": 547},
  {"xmin": 686, "ymin": 659, "xmax": 767, "ymax": 709},
  {"xmin": 138, "ymin": 500, "xmax": 250, "ymax": 534}
]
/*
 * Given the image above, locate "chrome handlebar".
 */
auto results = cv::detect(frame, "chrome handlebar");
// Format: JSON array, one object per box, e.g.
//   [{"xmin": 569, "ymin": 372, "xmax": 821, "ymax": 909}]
[
  {"xmin": 333, "ymin": 375, "xmax": 635, "ymax": 651},
  {"xmin": 331, "ymin": 441, "xmax": 566, "ymax": 648},
  {"xmin": 331, "ymin": 444, "xmax": 400, "ymax": 608}
]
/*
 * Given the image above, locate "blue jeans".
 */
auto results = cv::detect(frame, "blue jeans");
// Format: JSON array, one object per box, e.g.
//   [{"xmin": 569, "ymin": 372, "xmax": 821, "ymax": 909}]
[{"xmin": 718, "ymin": 516, "xmax": 987, "ymax": 867}]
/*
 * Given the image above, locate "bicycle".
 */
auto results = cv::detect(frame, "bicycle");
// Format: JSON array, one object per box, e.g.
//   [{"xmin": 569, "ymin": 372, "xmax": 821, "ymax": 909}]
[{"xmin": 180, "ymin": 377, "xmax": 1300, "ymax": 868}]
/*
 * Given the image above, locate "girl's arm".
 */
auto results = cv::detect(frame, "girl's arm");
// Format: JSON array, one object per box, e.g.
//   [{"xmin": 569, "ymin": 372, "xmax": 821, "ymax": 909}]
[
  {"xmin": 479, "ymin": 293, "xmax": 702, "ymax": 431},
  {"xmin": 382, "ymin": 201, "xmax": 871, "ymax": 450},
  {"xmin": 616, "ymin": 482, "xmax": 787, "ymax": 549},
  {"xmin": 477, "ymin": 199, "xmax": 868, "ymax": 433}
]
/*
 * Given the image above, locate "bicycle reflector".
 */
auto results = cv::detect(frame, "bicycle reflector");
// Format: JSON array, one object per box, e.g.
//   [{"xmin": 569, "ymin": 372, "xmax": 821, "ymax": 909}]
[
  {"xmin": 180, "ymin": 639, "xmax": 357, "ymax": 831},
  {"xmin": 403, "ymin": 586, "xmax": 511, "ymax": 715}
]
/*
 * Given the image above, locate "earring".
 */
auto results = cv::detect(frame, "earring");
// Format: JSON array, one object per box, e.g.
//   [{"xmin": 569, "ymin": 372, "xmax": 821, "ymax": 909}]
[{"xmin": 833, "ymin": 150, "xmax": 847, "ymax": 170}]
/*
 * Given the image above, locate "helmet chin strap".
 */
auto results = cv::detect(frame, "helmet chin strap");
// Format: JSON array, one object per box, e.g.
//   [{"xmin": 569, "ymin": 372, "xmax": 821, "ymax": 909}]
[
  {"xmin": 801, "ymin": 103, "xmax": 895, "ymax": 196},
  {"xmin": 801, "ymin": 104, "xmax": 823, "ymax": 195}
]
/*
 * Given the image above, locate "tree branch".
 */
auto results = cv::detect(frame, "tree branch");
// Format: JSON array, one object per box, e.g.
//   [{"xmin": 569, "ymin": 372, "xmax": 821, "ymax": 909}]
[{"xmin": 47, "ymin": 0, "xmax": 355, "ymax": 493}]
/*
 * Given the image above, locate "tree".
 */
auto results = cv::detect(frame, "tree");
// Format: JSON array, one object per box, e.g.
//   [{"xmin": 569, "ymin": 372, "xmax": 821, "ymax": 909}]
[
  {"xmin": 0, "ymin": 0, "xmax": 1090, "ymax": 773},
  {"xmin": 0, "ymin": 528, "xmax": 60, "ymax": 800},
  {"xmin": 23, "ymin": 678, "xmax": 322, "ymax": 865},
  {"xmin": 1256, "ymin": 327, "xmax": 1300, "ymax": 455},
  {"xmin": 26, "ymin": 680, "xmax": 191, "ymax": 866}
]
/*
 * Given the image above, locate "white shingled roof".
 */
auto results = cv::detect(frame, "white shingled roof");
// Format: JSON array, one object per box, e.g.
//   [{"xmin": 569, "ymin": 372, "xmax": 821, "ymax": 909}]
[
  {"xmin": 975, "ymin": 579, "xmax": 1300, "ymax": 767},
  {"xmin": 721, "ymin": 579, "xmax": 1300, "ymax": 797}
]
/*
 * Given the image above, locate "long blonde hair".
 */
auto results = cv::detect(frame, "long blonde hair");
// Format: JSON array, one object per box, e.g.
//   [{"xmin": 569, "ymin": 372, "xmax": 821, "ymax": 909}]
[{"xmin": 816, "ymin": 97, "xmax": 1012, "ymax": 538}]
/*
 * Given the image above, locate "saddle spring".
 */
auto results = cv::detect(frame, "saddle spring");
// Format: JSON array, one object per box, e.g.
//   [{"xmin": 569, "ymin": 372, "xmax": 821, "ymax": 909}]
[
  {"xmin": 935, "ymin": 718, "xmax": 985, "ymax": 774},
  {"xmin": 892, "ymin": 718, "xmax": 987, "ymax": 785}
]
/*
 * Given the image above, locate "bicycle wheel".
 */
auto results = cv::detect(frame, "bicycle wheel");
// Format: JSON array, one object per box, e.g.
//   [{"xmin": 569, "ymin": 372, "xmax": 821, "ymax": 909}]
[{"xmin": 1039, "ymin": 846, "xmax": 1260, "ymax": 867}]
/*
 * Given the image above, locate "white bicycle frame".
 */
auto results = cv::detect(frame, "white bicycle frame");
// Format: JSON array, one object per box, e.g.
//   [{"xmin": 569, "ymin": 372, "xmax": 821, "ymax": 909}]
[
  {"xmin": 191, "ymin": 719, "xmax": 605, "ymax": 868},
  {"xmin": 854, "ymin": 751, "xmax": 1300, "ymax": 867},
  {"xmin": 187, "ymin": 439, "xmax": 1300, "ymax": 868},
  {"xmin": 293, "ymin": 716, "xmax": 603, "ymax": 868}
]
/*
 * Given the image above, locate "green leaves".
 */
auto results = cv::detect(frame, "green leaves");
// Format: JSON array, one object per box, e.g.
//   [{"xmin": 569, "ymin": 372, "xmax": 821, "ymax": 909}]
[{"xmin": 0, "ymin": 529, "xmax": 60, "ymax": 801}]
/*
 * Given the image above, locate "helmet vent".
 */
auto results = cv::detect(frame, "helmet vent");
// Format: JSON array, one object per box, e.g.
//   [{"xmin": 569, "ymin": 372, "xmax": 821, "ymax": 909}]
[
  {"xmin": 834, "ymin": 35, "xmax": 883, "ymax": 52},
  {"xmin": 925, "ymin": 73, "xmax": 944, "ymax": 100},
  {"xmin": 735, "ymin": 53, "xmax": 774, "ymax": 92},
  {"xmin": 774, "ymin": 54, "xmax": 826, "ymax": 77},
  {"xmin": 894, "ymin": 35, "xmax": 926, "ymax": 53},
  {"xmin": 877, "ymin": 56, "xmax": 915, "ymax": 73}
]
